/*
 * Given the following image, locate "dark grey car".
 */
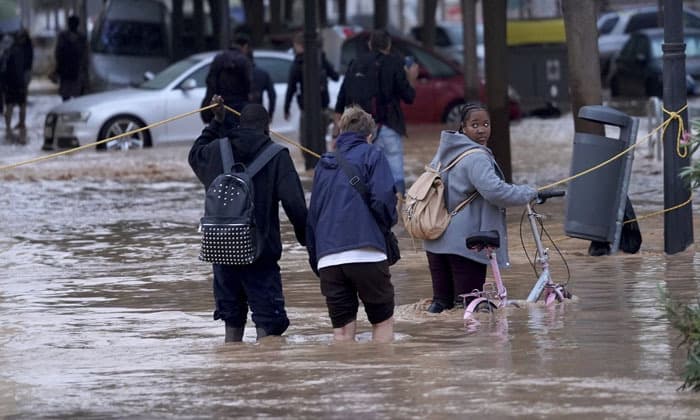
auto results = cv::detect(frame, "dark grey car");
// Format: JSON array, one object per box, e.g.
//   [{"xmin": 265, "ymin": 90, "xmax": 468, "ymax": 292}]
[{"xmin": 609, "ymin": 28, "xmax": 700, "ymax": 97}]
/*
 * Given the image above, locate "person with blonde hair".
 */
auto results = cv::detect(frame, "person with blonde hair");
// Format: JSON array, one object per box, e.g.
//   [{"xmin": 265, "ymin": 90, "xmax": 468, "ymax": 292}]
[{"xmin": 306, "ymin": 105, "xmax": 398, "ymax": 343}]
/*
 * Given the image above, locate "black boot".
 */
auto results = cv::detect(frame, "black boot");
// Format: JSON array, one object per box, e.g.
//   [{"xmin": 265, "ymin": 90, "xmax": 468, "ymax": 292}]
[
  {"xmin": 427, "ymin": 299, "xmax": 453, "ymax": 313},
  {"xmin": 256, "ymin": 327, "xmax": 269, "ymax": 340},
  {"xmin": 225, "ymin": 323, "xmax": 244, "ymax": 343}
]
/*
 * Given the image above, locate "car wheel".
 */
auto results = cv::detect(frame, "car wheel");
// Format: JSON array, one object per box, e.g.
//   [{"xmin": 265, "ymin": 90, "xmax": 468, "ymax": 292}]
[
  {"xmin": 97, "ymin": 116, "xmax": 152, "ymax": 151},
  {"xmin": 444, "ymin": 102, "xmax": 466, "ymax": 125}
]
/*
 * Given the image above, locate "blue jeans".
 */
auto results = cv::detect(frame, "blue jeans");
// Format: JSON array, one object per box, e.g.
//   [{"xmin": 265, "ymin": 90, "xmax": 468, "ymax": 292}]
[
  {"xmin": 373, "ymin": 125, "xmax": 405, "ymax": 195},
  {"xmin": 212, "ymin": 260, "xmax": 290, "ymax": 336}
]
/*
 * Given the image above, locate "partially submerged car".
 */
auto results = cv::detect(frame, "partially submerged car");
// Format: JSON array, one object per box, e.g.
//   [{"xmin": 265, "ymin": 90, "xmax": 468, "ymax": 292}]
[{"xmin": 44, "ymin": 50, "xmax": 341, "ymax": 150}]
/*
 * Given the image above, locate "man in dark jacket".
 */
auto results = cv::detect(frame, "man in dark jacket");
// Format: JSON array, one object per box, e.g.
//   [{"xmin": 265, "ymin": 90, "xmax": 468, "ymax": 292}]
[
  {"xmin": 306, "ymin": 105, "xmax": 398, "ymax": 343},
  {"xmin": 334, "ymin": 30, "xmax": 417, "ymax": 196},
  {"xmin": 54, "ymin": 15, "xmax": 88, "ymax": 102},
  {"xmin": 3, "ymin": 29, "xmax": 32, "ymax": 141},
  {"xmin": 284, "ymin": 32, "xmax": 340, "ymax": 170},
  {"xmin": 189, "ymin": 98, "xmax": 308, "ymax": 342},
  {"xmin": 200, "ymin": 33, "xmax": 253, "ymax": 125}
]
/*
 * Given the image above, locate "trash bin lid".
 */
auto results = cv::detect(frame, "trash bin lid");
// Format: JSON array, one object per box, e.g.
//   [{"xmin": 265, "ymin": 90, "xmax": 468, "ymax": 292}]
[{"xmin": 578, "ymin": 105, "xmax": 632, "ymax": 128}]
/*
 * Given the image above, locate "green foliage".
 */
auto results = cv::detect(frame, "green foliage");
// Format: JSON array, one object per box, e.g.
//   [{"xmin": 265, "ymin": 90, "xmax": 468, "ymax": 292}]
[
  {"xmin": 660, "ymin": 287, "xmax": 700, "ymax": 391},
  {"xmin": 680, "ymin": 118, "xmax": 700, "ymax": 189}
]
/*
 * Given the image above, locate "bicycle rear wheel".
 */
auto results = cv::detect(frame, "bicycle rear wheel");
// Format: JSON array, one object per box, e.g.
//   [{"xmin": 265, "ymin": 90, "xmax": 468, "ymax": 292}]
[{"xmin": 473, "ymin": 301, "xmax": 498, "ymax": 313}]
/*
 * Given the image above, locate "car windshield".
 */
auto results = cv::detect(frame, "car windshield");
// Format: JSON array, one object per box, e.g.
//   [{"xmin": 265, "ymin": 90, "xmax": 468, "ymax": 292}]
[
  {"xmin": 650, "ymin": 34, "xmax": 700, "ymax": 58},
  {"xmin": 140, "ymin": 57, "xmax": 201, "ymax": 90},
  {"xmin": 598, "ymin": 15, "xmax": 619, "ymax": 35}
]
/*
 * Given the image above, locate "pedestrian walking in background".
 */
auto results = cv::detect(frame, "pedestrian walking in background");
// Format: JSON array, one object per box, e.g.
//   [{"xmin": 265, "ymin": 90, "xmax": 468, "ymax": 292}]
[
  {"xmin": 306, "ymin": 106, "xmax": 398, "ymax": 343},
  {"xmin": 284, "ymin": 31, "xmax": 340, "ymax": 170},
  {"xmin": 200, "ymin": 31, "xmax": 252, "ymax": 126},
  {"xmin": 334, "ymin": 29, "xmax": 417, "ymax": 196},
  {"xmin": 240, "ymin": 34, "xmax": 276, "ymax": 120},
  {"xmin": 53, "ymin": 15, "xmax": 89, "ymax": 102},
  {"xmin": 189, "ymin": 98, "xmax": 308, "ymax": 342},
  {"xmin": 0, "ymin": 30, "xmax": 14, "ymax": 133},
  {"xmin": 2, "ymin": 29, "xmax": 33, "ymax": 142},
  {"xmin": 423, "ymin": 103, "xmax": 537, "ymax": 313}
]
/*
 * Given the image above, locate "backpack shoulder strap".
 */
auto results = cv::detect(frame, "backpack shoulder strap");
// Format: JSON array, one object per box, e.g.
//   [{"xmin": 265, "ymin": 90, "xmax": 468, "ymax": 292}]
[
  {"xmin": 219, "ymin": 138, "xmax": 234, "ymax": 174},
  {"xmin": 441, "ymin": 149, "xmax": 485, "ymax": 214},
  {"xmin": 246, "ymin": 142, "xmax": 285, "ymax": 177},
  {"xmin": 442, "ymin": 148, "xmax": 483, "ymax": 172}
]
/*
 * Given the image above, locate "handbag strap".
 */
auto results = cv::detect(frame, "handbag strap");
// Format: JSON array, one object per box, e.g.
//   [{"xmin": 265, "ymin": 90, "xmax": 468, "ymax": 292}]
[
  {"xmin": 335, "ymin": 150, "xmax": 392, "ymax": 239},
  {"xmin": 334, "ymin": 150, "xmax": 370, "ymax": 202}
]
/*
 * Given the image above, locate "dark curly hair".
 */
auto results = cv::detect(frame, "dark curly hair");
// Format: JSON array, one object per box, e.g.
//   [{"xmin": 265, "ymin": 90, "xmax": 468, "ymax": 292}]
[{"xmin": 457, "ymin": 102, "xmax": 489, "ymax": 133}]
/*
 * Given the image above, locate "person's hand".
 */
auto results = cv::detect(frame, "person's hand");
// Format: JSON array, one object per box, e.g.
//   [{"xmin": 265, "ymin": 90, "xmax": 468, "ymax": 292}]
[{"xmin": 210, "ymin": 94, "xmax": 225, "ymax": 123}]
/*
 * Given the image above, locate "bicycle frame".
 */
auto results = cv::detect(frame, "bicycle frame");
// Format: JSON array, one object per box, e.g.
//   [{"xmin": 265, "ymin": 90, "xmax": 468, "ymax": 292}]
[
  {"xmin": 524, "ymin": 201, "xmax": 568, "ymax": 304},
  {"xmin": 462, "ymin": 243, "xmax": 508, "ymax": 321},
  {"xmin": 463, "ymin": 192, "xmax": 569, "ymax": 322}
]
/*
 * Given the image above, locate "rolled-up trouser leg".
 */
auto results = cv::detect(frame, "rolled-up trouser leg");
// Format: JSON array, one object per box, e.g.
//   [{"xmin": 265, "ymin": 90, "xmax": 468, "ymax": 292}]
[{"xmin": 241, "ymin": 260, "xmax": 290, "ymax": 336}]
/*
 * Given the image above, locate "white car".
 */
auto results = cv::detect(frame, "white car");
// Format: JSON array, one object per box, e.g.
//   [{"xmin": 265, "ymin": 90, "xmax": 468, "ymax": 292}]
[{"xmin": 44, "ymin": 50, "xmax": 340, "ymax": 150}]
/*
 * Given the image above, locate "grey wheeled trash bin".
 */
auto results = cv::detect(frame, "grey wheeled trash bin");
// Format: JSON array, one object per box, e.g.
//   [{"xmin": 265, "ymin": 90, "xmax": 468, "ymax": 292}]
[{"xmin": 564, "ymin": 105, "xmax": 639, "ymax": 253}]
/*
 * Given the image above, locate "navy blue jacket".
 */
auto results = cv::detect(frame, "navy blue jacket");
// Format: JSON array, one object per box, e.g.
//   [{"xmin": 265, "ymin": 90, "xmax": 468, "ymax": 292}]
[
  {"xmin": 188, "ymin": 121, "xmax": 307, "ymax": 263},
  {"xmin": 306, "ymin": 132, "xmax": 397, "ymax": 274}
]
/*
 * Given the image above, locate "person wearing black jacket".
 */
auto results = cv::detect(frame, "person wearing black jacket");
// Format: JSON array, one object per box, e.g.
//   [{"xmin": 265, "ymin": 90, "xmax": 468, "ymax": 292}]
[
  {"xmin": 189, "ymin": 98, "xmax": 308, "ymax": 342},
  {"xmin": 284, "ymin": 32, "xmax": 340, "ymax": 170},
  {"xmin": 200, "ymin": 34, "xmax": 253, "ymax": 125},
  {"xmin": 334, "ymin": 30, "xmax": 417, "ymax": 196}
]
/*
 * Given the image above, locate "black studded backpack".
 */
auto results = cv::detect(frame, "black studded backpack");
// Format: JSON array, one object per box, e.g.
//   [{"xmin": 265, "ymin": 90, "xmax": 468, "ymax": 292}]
[{"xmin": 199, "ymin": 138, "xmax": 284, "ymax": 265}]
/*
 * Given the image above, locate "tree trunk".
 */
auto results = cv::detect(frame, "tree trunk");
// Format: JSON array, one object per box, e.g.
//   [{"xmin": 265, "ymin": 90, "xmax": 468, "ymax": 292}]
[
  {"xmin": 319, "ymin": 0, "xmax": 328, "ymax": 27},
  {"xmin": 209, "ymin": 0, "xmax": 229, "ymax": 50},
  {"xmin": 422, "ymin": 0, "xmax": 438, "ymax": 50},
  {"xmin": 303, "ymin": 0, "xmax": 323, "ymax": 169},
  {"xmin": 270, "ymin": 0, "xmax": 283, "ymax": 35},
  {"xmin": 374, "ymin": 0, "xmax": 388, "ymax": 29},
  {"xmin": 461, "ymin": 0, "xmax": 480, "ymax": 101},
  {"xmin": 172, "ymin": 0, "xmax": 184, "ymax": 59},
  {"xmin": 483, "ymin": 0, "xmax": 512, "ymax": 182},
  {"xmin": 285, "ymin": 0, "xmax": 295, "ymax": 23},
  {"xmin": 194, "ymin": 0, "xmax": 205, "ymax": 52},
  {"xmin": 561, "ymin": 0, "xmax": 604, "ymax": 135},
  {"xmin": 243, "ymin": 0, "xmax": 265, "ymax": 46},
  {"xmin": 337, "ymin": 0, "xmax": 347, "ymax": 24}
]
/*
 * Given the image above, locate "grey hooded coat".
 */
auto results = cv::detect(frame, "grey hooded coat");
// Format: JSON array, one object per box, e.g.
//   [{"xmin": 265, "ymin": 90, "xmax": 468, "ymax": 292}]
[{"xmin": 423, "ymin": 130, "xmax": 537, "ymax": 267}]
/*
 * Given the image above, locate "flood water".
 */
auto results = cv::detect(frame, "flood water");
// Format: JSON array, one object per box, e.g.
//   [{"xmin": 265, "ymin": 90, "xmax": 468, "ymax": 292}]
[{"xmin": 2, "ymin": 118, "xmax": 700, "ymax": 418}]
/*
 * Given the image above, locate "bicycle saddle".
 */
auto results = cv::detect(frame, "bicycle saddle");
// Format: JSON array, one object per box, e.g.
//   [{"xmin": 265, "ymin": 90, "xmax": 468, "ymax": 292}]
[{"xmin": 466, "ymin": 230, "xmax": 500, "ymax": 249}]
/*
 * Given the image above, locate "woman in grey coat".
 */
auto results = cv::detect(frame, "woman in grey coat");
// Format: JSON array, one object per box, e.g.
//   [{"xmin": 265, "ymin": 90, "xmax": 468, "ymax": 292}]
[{"xmin": 424, "ymin": 103, "xmax": 537, "ymax": 313}]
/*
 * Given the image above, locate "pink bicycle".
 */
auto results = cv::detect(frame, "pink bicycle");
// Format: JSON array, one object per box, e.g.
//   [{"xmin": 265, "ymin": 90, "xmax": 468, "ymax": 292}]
[{"xmin": 460, "ymin": 190, "xmax": 571, "ymax": 321}]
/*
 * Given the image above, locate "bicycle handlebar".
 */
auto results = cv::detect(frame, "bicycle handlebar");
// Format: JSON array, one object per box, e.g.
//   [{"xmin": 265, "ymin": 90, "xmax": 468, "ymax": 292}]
[{"xmin": 535, "ymin": 190, "xmax": 566, "ymax": 204}]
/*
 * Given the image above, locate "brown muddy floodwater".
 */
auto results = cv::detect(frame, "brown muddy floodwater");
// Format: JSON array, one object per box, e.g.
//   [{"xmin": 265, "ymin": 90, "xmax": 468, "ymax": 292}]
[{"xmin": 1, "ymin": 118, "xmax": 700, "ymax": 418}]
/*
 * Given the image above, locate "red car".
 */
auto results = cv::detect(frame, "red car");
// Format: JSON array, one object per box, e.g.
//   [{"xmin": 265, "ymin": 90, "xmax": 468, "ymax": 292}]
[{"xmin": 339, "ymin": 32, "xmax": 522, "ymax": 124}]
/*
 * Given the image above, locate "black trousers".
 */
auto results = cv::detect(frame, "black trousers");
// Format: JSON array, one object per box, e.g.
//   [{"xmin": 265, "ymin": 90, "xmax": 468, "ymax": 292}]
[
  {"xmin": 426, "ymin": 252, "xmax": 487, "ymax": 305},
  {"xmin": 212, "ymin": 259, "xmax": 289, "ymax": 335}
]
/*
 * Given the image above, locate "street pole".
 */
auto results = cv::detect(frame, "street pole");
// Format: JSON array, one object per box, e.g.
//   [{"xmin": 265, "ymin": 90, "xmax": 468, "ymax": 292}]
[
  {"xmin": 302, "ymin": 0, "xmax": 323, "ymax": 170},
  {"xmin": 662, "ymin": 0, "xmax": 694, "ymax": 254}
]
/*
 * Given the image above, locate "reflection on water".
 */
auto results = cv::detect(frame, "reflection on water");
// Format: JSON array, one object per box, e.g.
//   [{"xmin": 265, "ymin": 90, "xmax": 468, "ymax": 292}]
[{"xmin": 1, "ymin": 166, "xmax": 700, "ymax": 417}]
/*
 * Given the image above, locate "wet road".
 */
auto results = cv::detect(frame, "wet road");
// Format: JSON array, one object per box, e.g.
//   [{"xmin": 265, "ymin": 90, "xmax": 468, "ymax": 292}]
[{"xmin": 1, "ymin": 94, "xmax": 700, "ymax": 418}]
